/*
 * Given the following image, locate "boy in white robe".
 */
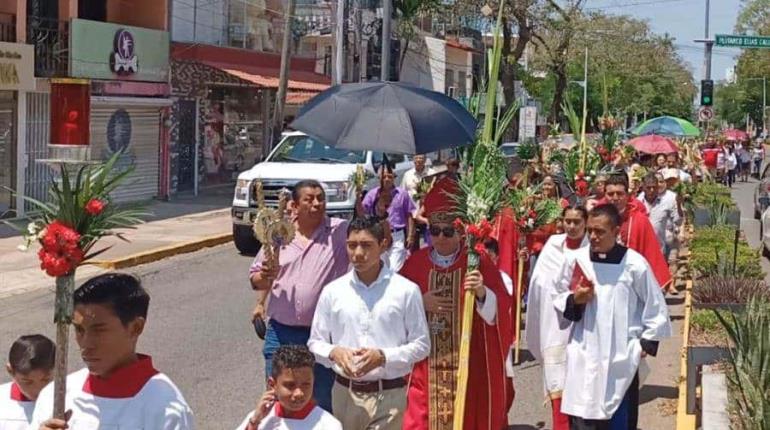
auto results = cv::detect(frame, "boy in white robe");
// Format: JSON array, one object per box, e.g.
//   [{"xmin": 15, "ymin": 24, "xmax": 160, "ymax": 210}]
[
  {"xmin": 526, "ymin": 205, "xmax": 589, "ymax": 430},
  {"xmin": 31, "ymin": 273, "xmax": 194, "ymax": 430},
  {"xmin": 552, "ymin": 204, "xmax": 671, "ymax": 430},
  {"xmin": 236, "ymin": 345, "xmax": 342, "ymax": 430},
  {"xmin": 0, "ymin": 335, "xmax": 54, "ymax": 430}
]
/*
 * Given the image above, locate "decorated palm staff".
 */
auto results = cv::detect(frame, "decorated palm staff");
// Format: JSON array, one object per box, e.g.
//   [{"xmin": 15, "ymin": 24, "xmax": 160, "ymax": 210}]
[
  {"xmin": 7, "ymin": 153, "xmax": 145, "ymax": 419},
  {"xmin": 250, "ymin": 180, "xmax": 294, "ymax": 339},
  {"xmin": 508, "ymin": 186, "xmax": 562, "ymax": 364}
]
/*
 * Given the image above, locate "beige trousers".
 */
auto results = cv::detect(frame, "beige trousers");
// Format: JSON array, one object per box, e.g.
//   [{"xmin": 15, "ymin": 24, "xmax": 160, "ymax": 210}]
[{"xmin": 331, "ymin": 381, "xmax": 406, "ymax": 430}]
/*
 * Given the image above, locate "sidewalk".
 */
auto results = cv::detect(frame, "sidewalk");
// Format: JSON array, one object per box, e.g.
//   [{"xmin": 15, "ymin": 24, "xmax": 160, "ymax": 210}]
[{"xmin": 0, "ymin": 187, "xmax": 234, "ymax": 299}]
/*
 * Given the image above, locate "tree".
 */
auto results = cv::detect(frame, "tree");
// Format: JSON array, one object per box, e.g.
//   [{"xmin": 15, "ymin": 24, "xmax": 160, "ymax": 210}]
[
  {"xmin": 530, "ymin": 0, "xmax": 587, "ymax": 126},
  {"xmin": 718, "ymin": 0, "xmax": 770, "ymax": 130},
  {"xmin": 526, "ymin": 10, "xmax": 695, "ymax": 130},
  {"xmin": 395, "ymin": 0, "xmax": 441, "ymax": 73}
]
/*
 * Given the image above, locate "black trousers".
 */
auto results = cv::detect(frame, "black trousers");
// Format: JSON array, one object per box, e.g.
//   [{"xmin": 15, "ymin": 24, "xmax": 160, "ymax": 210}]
[{"xmin": 568, "ymin": 373, "xmax": 640, "ymax": 430}]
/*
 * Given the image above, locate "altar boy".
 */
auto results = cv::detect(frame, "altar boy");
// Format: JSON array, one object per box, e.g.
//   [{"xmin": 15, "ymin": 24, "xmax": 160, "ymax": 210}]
[
  {"xmin": 31, "ymin": 273, "xmax": 194, "ymax": 429},
  {"xmin": 236, "ymin": 345, "xmax": 341, "ymax": 430},
  {"xmin": 0, "ymin": 335, "xmax": 54, "ymax": 430}
]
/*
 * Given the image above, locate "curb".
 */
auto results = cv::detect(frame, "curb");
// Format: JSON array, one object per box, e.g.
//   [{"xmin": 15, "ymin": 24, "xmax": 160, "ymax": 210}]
[
  {"xmin": 676, "ymin": 280, "xmax": 697, "ymax": 430},
  {"xmin": 90, "ymin": 233, "xmax": 233, "ymax": 270}
]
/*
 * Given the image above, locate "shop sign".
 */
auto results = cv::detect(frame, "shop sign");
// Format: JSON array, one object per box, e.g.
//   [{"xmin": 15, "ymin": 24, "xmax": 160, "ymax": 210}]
[
  {"xmin": 70, "ymin": 19, "xmax": 169, "ymax": 82},
  {"xmin": 111, "ymin": 30, "xmax": 138, "ymax": 75},
  {"xmin": 0, "ymin": 42, "xmax": 34, "ymax": 91}
]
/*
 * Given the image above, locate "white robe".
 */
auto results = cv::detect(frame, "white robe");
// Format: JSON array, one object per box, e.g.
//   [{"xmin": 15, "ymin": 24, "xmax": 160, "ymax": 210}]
[
  {"xmin": 29, "ymin": 368, "xmax": 194, "ymax": 429},
  {"xmin": 525, "ymin": 234, "xmax": 588, "ymax": 395},
  {"xmin": 552, "ymin": 247, "xmax": 671, "ymax": 420},
  {"xmin": 0, "ymin": 382, "xmax": 34, "ymax": 430},
  {"xmin": 236, "ymin": 406, "xmax": 343, "ymax": 430}
]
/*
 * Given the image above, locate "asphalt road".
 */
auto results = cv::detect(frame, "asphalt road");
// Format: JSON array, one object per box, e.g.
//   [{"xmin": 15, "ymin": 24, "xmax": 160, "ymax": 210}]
[
  {"xmin": 0, "ymin": 245, "xmax": 260, "ymax": 429},
  {"xmin": 0, "ymin": 237, "xmax": 689, "ymax": 429}
]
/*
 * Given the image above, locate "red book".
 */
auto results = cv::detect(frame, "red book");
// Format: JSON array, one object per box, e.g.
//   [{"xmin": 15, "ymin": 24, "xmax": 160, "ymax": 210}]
[{"xmin": 569, "ymin": 263, "xmax": 593, "ymax": 292}]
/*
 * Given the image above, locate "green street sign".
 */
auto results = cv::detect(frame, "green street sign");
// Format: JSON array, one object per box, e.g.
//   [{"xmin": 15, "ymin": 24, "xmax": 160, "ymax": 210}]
[{"xmin": 715, "ymin": 34, "xmax": 770, "ymax": 48}]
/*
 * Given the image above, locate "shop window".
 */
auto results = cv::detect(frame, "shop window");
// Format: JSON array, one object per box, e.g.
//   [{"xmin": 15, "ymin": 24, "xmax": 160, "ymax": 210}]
[
  {"xmin": 80, "ymin": 0, "xmax": 107, "ymax": 22},
  {"xmin": 227, "ymin": 0, "xmax": 282, "ymax": 52}
]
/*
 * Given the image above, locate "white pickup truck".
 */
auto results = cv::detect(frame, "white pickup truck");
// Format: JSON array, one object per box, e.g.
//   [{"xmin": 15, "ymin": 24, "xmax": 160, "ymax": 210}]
[{"xmin": 231, "ymin": 131, "xmax": 414, "ymax": 253}]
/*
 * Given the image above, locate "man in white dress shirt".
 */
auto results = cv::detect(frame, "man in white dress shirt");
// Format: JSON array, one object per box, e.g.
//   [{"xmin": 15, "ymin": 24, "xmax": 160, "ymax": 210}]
[
  {"xmin": 308, "ymin": 216, "xmax": 430, "ymax": 429},
  {"xmin": 637, "ymin": 172, "xmax": 681, "ymax": 258}
]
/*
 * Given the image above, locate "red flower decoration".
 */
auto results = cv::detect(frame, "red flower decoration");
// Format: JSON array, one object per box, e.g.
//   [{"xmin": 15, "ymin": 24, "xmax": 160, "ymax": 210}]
[
  {"xmin": 453, "ymin": 217, "xmax": 465, "ymax": 231},
  {"xmin": 474, "ymin": 242, "xmax": 487, "ymax": 256},
  {"xmin": 528, "ymin": 210, "xmax": 537, "ymax": 220},
  {"xmin": 38, "ymin": 221, "xmax": 84, "ymax": 277},
  {"xmin": 575, "ymin": 179, "xmax": 590, "ymax": 198},
  {"xmin": 85, "ymin": 199, "xmax": 105, "ymax": 216},
  {"xmin": 467, "ymin": 224, "xmax": 481, "ymax": 239}
]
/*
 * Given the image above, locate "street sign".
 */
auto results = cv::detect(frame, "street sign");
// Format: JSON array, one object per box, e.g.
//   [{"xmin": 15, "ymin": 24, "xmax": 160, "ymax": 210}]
[
  {"xmin": 518, "ymin": 106, "xmax": 537, "ymax": 141},
  {"xmin": 715, "ymin": 34, "xmax": 770, "ymax": 49},
  {"xmin": 699, "ymin": 106, "xmax": 714, "ymax": 122}
]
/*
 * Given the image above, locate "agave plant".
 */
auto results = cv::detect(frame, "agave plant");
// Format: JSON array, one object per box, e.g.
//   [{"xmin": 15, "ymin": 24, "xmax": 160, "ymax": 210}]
[
  {"xmin": 692, "ymin": 276, "xmax": 770, "ymax": 305},
  {"xmin": 714, "ymin": 298, "xmax": 770, "ymax": 429}
]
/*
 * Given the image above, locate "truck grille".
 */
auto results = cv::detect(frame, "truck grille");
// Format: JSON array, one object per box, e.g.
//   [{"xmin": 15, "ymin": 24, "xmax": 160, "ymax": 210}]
[{"xmin": 250, "ymin": 180, "xmax": 296, "ymax": 207}]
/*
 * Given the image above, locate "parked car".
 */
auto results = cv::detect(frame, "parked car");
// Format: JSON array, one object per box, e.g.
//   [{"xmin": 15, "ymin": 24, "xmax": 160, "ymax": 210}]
[
  {"xmin": 753, "ymin": 161, "xmax": 770, "ymax": 219},
  {"xmin": 500, "ymin": 142, "xmax": 524, "ymax": 177},
  {"xmin": 231, "ymin": 131, "xmax": 413, "ymax": 254}
]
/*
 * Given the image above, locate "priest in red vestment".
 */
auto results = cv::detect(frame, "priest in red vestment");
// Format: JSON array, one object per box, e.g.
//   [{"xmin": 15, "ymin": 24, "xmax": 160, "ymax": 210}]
[
  {"xmin": 400, "ymin": 177, "xmax": 514, "ymax": 430},
  {"xmin": 604, "ymin": 174, "xmax": 672, "ymax": 289}
]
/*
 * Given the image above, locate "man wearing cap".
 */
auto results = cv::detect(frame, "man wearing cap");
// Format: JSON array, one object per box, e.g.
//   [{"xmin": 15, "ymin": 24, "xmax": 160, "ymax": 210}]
[{"xmin": 399, "ymin": 177, "xmax": 513, "ymax": 430}]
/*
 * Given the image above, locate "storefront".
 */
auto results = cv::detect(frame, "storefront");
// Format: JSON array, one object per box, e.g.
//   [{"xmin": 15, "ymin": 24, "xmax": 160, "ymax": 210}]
[
  {"xmin": 0, "ymin": 41, "xmax": 35, "ymax": 217},
  {"xmin": 170, "ymin": 43, "xmax": 330, "ymax": 195},
  {"xmin": 69, "ymin": 19, "xmax": 171, "ymax": 202}
]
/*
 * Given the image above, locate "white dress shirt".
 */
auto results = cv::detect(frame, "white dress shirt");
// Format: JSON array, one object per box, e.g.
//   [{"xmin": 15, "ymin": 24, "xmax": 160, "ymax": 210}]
[
  {"xmin": 638, "ymin": 190, "xmax": 681, "ymax": 251},
  {"xmin": 400, "ymin": 166, "xmax": 436, "ymax": 199},
  {"xmin": 308, "ymin": 265, "xmax": 430, "ymax": 381}
]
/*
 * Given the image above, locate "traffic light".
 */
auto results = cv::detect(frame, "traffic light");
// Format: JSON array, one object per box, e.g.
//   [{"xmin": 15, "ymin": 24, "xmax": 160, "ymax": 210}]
[{"xmin": 701, "ymin": 79, "xmax": 714, "ymax": 106}]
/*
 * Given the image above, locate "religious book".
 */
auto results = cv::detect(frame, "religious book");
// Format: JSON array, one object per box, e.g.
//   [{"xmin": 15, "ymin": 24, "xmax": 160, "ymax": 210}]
[{"xmin": 569, "ymin": 262, "xmax": 593, "ymax": 292}]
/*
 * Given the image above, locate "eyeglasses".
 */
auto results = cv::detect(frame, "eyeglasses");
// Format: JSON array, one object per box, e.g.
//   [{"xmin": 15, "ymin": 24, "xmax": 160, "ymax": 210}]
[{"xmin": 429, "ymin": 226, "xmax": 457, "ymax": 238}]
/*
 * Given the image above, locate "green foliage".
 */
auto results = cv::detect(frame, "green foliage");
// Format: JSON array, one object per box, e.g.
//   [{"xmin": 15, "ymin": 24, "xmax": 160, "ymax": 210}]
[
  {"xmin": 6, "ymin": 153, "xmax": 147, "ymax": 260},
  {"xmin": 714, "ymin": 297, "xmax": 770, "ymax": 429},
  {"xmin": 690, "ymin": 226, "xmax": 764, "ymax": 280},
  {"xmin": 691, "ymin": 309, "xmax": 722, "ymax": 332}
]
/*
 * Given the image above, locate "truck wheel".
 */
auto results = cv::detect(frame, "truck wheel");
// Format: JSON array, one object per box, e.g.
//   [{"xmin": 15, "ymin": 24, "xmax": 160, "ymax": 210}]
[{"xmin": 233, "ymin": 224, "xmax": 261, "ymax": 255}]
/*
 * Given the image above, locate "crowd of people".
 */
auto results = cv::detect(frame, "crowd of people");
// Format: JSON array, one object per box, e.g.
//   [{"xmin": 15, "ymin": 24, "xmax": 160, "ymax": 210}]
[{"xmin": 0, "ymin": 134, "xmax": 753, "ymax": 430}]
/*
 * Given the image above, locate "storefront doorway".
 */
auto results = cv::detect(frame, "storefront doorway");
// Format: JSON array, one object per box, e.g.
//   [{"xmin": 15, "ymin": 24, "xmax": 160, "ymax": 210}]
[{"xmin": 0, "ymin": 97, "xmax": 15, "ymax": 217}]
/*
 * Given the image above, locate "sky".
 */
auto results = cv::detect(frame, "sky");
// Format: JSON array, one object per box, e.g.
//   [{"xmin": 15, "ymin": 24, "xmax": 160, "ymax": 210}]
[{"xmin": 585, "ymin": 0, "xmax": 744, "ymax": 82}]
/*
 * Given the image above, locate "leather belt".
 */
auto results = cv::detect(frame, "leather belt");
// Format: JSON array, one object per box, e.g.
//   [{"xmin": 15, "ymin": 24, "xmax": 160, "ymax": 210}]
[
  {"xmin": 391, "ymin": 227, "xmax": 406, "ymax": 233},
  {"xmin": 335, "ymin": 374, "xmax": 406, "ymax": 393}
]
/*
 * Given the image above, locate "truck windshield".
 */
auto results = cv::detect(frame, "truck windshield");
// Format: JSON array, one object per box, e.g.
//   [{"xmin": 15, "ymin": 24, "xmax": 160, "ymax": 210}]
[{"xmin": 269, "ymin": 135, "xmax": 366, "ymax": 164}]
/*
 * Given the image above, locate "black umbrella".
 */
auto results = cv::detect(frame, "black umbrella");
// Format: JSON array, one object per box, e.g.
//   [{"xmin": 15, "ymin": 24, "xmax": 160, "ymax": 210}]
[{"xmin": 290, "ymin": 81, "xmax": 478, "ymax": 155}]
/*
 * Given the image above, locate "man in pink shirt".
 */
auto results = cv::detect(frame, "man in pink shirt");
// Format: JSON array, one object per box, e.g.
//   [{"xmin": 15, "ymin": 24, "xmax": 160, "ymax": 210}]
[{"xmin": 249, "ymin": 179, "xmax": 350, "ymax": 412}]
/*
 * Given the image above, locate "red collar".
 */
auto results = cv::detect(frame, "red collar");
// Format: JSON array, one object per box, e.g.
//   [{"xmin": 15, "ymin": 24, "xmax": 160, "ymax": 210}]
[
  {"xmin": 274, "ymin": 400, "xmax": 316, "ymax": 420},
  {"xmin": 83, "ymin": 354, "xmax": 159, "ymax": 398},
  {"xmin": 10, "ymin": 382, "xmax": 31, "ymax": 402},
  {"xmin": 565, "ymin": 237, "xmax": 583, "ymax": 250}
]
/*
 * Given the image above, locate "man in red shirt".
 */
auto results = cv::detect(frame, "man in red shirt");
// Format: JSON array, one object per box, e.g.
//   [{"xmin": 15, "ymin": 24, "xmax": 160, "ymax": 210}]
[{"xmin": 702, "ymin": 139, "xmax": 721, "ymax": 177}]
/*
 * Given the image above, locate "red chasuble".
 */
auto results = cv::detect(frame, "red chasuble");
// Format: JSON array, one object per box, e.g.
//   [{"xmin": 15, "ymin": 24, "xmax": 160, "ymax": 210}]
[
  {"xmin": 619, "ymin": 204, "xmax": 671, "ymax": 288},
  {"xmin": 400, "ymin": 247, "xmax": 513, "ymax": 430}
]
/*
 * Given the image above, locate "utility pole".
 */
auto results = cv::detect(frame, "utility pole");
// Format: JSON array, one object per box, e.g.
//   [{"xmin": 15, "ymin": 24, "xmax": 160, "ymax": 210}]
[
  {"xmin": 334, "ymin": 0, "xmax": 345, "ymax": 84},
  {"xmin": 703, "ymin": 0, "xmax": 712, "ymax": 80},
  {"xmin": 381, "ymin": 0, "xmax": 392, "ymax": 81},
  {"xmin": 271, "ymin": 0, "xmax": 297, "ymax": 149}
]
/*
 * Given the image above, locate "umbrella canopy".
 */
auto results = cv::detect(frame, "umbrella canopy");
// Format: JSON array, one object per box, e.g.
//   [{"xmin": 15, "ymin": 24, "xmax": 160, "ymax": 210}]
[
  {"xmin": 627, "ymin": 134, "xmax": 679, "ymax": 154},
  {"xmin": 631, "ymin": 116, "xmax": 700, "ymax": 137},
  {"xmin": 290, "ymin": 81, "xmax": 478, "ymax": 155},
  {"xmin": 723, "ymin": 128, "xmax": 749, "ymax": 142}
]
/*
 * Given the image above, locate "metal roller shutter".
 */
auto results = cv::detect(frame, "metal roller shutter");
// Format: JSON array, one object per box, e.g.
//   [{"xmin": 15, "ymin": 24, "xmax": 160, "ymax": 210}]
[{"xmin": 90, "ymin": 101, "xmax": 161, "ymax": 202}]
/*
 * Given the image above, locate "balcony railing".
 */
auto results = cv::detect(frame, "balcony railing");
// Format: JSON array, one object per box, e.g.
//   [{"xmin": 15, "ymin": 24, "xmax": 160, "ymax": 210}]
[
  {"xmin": 0, "ymin": 13, "xmax": 16, "ymax": 42},
  {"xmin": 27, "ymin": 16, "xmax": 69, "ymax": 77}
]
